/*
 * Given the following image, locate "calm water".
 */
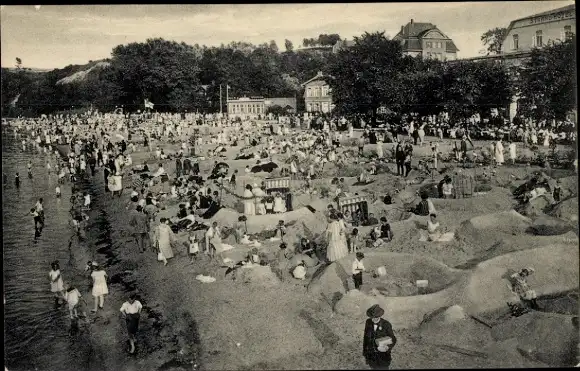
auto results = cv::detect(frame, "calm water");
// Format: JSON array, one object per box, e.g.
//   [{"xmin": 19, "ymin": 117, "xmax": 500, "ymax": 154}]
[{"xmin": 3, "ymin": 132, "xmax": 97, "ymax": 370}]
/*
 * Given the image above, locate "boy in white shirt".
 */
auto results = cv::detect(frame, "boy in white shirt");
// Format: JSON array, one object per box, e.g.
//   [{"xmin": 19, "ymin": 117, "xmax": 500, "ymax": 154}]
[
  {"xmin": 65, "ymin": 285, "xmax": 83, "ymax": 319},
  {"xmin": 352, "ymin": 252, "xmax": 366, "ymax": 290},
  {"xmin": 120, "ymin": 294, "xmax": 143, "ymax": 354}
]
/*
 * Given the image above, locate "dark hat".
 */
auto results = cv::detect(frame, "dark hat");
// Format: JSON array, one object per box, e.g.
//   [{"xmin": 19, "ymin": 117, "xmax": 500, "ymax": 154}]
[{"xmin": 367, "ymin": 304, "xmax": 384, "ymax": 318}]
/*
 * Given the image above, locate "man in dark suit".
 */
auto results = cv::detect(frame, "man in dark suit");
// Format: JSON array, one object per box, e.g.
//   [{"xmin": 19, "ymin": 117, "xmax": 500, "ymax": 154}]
[
  {"xmin": 395, "ymin": 142, "xmax": 405, "ymax": 176},
  {"xmin": 363, "ymin": 304, "xmax": 397, "ymax": 369}
]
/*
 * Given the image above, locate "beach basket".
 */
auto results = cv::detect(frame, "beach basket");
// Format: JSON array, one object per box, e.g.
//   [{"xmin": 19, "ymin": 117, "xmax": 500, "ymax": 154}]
[{"xmin": 337, "ymin": 195, "xmax": 369, "ymax": 222}]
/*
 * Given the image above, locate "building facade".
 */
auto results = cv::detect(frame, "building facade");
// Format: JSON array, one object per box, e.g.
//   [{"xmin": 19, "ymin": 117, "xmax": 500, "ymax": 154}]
[
  {"xmin": 227, "ymin": 96, "xmax": 297, "ymax": 117},
  {"xmin": 501, "ymin": 4, "xmax": 575, "ymax": 54},
  {"xmin": 227, "ymin": 97, "xmax": 265, "ymax": 117},
  {"xmin": 301, "ymin": 71, "xmax": 333, "ymax": 113},
  {"xmin": 393, "ymin": 19, "xmax": 459, "ymax": 61}
]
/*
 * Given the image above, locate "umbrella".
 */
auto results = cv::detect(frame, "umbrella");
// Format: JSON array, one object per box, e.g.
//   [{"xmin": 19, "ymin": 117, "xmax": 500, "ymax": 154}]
[
  {"xmin": 250, "ymin": 165, "xmax": 264, "ymax": 173},
  {"xmin": 115, "ymin": 133, "xmax": 125, "ymax": 140},
  {"xmin": 260, "ymin": 162, "xmax": 279, "ymax": 173}
]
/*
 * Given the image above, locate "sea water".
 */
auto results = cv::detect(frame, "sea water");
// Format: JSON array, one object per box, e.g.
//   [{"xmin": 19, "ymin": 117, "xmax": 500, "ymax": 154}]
[{"xmin": 2, "ymin": 133, "xmax": 97, "ymax": 370}]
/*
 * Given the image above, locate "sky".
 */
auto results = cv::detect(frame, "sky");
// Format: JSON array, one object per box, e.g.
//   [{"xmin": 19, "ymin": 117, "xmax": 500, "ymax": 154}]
[{"xmin": 0, "ymin": 2, "xmax": 575, "ymax": 69}]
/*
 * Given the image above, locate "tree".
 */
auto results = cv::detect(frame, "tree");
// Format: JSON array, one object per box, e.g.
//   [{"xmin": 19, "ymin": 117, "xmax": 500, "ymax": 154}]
[
  {"xmin": 111, "ymin": 38, "xmax": 202, "ymax": 112},
  {"xmin": 15, "ymin": 57, "xmax": 22, "ymax": 69},
  {"xmin": 517, "ymin": 36, "xmax": 577, "ymax": 120},
  {"xmin": 269, "ymin": 40, "xmax": 279, "ymax": 53},
  {"xmin": 284, "ymin": 39, "xmax": 294, "ymax": 52},
  {"xmin": 481, "ymin": 27, "xmax": 508, "ymax": 55},
  {"xmin": 327, "ymin": 32, "xmax": 405, "ymax": 125}
]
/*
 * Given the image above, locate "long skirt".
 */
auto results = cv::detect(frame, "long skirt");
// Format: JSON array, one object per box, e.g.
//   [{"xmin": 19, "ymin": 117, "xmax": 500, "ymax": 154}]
[{"xmin": 126, "ymin": 313, "xmax": 140, "ymax": 335}]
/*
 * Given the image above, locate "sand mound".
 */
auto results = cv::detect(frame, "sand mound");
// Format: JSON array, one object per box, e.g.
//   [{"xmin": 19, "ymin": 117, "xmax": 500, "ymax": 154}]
[
  {"xmin": 210, "ymin": 207, "xmax": 241, "ymax": 226},
  {"xmin": 456, "ymin": 210, "xmax": 531, "ymax": 244},
  {"xmin": 430, "ymin": 305, "xmax": 468, "ymax": 324},
  {"xmin": 419, "ymin": 313, "xmax": 493, "ymax": 353},
  {"xmin": 491, "ymin": 312, "xmax": 578, "ymax": 366},
  {"xmin": 520, "ymin": 194, "xmax": 554, "ymax": 217},
  {"xmin": 484, "ymin": 338, "xmax": 548, "ymax": 368},
  {"xmin": 332, "ymin": 289, "xmax": 376, "ymax": 317},
  {"xmin": 236, "ymin": 265, "xmax": 280, "ymax": 286},
  {"xmin": 528, "ymin": 215, "xmax": 574, "ymax": 236},
  {"xmin": 548, "ymin": 197, "xmax": 579, "ymax": 223},
  {"xmin": 309, "ymin": 252, "xmax": 465, "ymax": 309},
  {"xmin": 431, "ymin": 187, "xmax": 515, "ymax": 215}
]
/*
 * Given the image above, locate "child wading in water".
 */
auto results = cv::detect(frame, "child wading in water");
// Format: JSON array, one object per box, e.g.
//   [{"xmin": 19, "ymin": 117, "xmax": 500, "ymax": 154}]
[
  {"xmin": 64, "ymin": 284, "xmax": 83, "ymax": 319},
  {"xmin": 49, "ymin": 261, "xmax": 65, "ymax": 307}
]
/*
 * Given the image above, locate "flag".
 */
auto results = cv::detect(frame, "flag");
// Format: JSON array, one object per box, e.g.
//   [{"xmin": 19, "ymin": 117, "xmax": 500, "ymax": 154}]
[
  {"xmin": 10, "ymin": 94, "xmax": 20, "ymax": 107},
  {"xmin": 144, "ymin": 99, "xmax": 154, "ymax": 109}
]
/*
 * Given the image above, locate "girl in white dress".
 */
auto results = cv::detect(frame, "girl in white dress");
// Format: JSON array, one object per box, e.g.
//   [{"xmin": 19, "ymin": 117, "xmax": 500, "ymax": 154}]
[
  {"xmin": 90, "ymin": 265, "xmax": 108, "ymax": 313},
  {"xmin": 49, "ymin": 262, "xmax": 65, "ymax": 305},
  {"xmin": 325, "ymin": 213, "xmax": 349, "ymax": 262},
  {"xmin": 243, "ymin": 185, "xmax": 256, "ymax": 216},
  {"xmin": 188, "ymin": 232, "xmax": 199, "ymax": 262},
  {"xmin": 273, "ymin": 193, "xmax": 286, "ymax": 214}
]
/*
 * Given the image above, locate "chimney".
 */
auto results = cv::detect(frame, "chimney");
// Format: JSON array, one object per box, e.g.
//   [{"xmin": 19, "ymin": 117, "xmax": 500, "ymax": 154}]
[
  {"xmin": 410, "ymin": 19, "xmax": 414, "ymax": 24},
  {"xmin": 401, "ymin": 25, "xmax": 404, "ymax": 33}
]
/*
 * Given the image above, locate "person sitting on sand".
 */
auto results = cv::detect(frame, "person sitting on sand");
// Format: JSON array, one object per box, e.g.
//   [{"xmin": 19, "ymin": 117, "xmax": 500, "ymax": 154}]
[
  {"xmin": 510, "ymin": 267, "xmax": 539, "ymax": 310},
  {"xmin": 414, "ymin": 193, "xmax": 436, "ymax": 216},
  {"xmin": 292, "ymin": 261, "xmax": 307, "ymax": 280}
]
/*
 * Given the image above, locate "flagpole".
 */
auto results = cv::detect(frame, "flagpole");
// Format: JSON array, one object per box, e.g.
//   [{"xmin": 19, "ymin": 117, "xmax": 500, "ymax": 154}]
[
  {"xmin": 226, "ymin": 85, "xmax": 230, "ymax": 117},
  {"xmin": 219, "ymin": 84, "xmax": 223, "ymax": 115}
]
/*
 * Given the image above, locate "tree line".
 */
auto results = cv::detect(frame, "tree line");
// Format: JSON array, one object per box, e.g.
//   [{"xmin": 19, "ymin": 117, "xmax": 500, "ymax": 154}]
[{"xmin": 1, "ymin": 31, "xmax": 576, "ymax": 124}]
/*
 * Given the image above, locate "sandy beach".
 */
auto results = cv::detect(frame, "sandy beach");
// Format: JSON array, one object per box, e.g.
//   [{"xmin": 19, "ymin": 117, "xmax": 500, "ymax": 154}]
[{"xmin": 40, "ymin": 119, "xmax": 578, "ymax": 370}]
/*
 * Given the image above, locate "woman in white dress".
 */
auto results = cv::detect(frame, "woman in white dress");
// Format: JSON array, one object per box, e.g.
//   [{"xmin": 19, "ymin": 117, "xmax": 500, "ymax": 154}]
[
  {"xmin": 290, "ymin": 160, "xmax": 298, "ymax": 179},
  {"xmin": 90, "ymin": 265, "xmax": 108, "ymax": 313},
  {"xmin": 348, "ymin": 123, "xmax": 354, "ymax": 138},
  {"xmin": 154, "ymin": 218, "xmax": 175, "ymax": 266},
  {"xmin": 253, "ymin": 185, "xmax": 267, "ymax": 215},
  {"xmin": 418, "ymin": 123, "xmax": 426, "ymax": 146},
  {"xmin": 325, "ymin": 213, "xmax": 349, "ymax": 262},
  {"xmin": 273, "ymin": 193, "xmax": 286, "ymax": 214},
  {"xmin": 543, "ymin": 129, "xmax": 551, "ymax": 147},
  {"xmin": 49, "ymin": 261, "xmax": 65, "ymax": 304},
  {"xmin": 531, "ymin": 129, "xmax": 538, "ymax": 145},
  {"xmin": 243, "ymin": 185, "xmax": 256, "ymax": 216},
  {"xmin": 376, "ymin": 142, "xmax": 384, "ymax": 159},
  {"xmin": 494, "ymin": 138, "xmax": 505, "ymax": 166}
]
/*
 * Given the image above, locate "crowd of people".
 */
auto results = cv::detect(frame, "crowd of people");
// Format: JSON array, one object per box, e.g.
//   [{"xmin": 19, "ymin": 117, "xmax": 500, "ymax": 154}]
[{"xmin": 3, "ymin": 105, "xmax": 575, "ymax": 367}]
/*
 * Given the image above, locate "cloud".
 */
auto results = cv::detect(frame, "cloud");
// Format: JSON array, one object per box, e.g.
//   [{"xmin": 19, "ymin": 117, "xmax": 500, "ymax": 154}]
[{"xmin": 1, "ymin": 1, "xmax": 575, "ymax": 69}]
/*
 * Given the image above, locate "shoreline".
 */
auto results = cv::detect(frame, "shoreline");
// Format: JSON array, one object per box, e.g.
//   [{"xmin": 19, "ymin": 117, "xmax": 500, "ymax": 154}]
[{"xmin": 55, "ymin": 144, "xmax": 201, "ymax": 370}]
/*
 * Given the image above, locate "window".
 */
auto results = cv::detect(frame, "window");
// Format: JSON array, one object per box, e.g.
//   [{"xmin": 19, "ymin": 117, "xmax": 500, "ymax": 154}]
[
  {"xmin": 322, "ymin": 86, "xmax": 329, "ymax": 96},
  {"xmin": 307, "ymin": 88, "xmax": 312, "ymax": 97},
  {"xmin": 535, "ymin": 30, "xmax": 543, "ymax": 47},
  {"xmin": 307, "ymin": 103, "xmax": 312, "ymax": 112},
  {"xmin": 564, "ymin": 25, "xmax": 573, "ymax": 41},
  {"xmin": 426, "ymin": 41, "xmax": 432, "ymax": 48},
  {"xmin": 513, "ymin": 34, "xmax": 519, "ymax": 50}
]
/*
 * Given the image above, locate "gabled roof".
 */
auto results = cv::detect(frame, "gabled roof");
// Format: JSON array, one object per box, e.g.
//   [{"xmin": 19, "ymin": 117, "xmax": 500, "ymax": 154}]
[
  {"xmin": 502, "ymin": 4, "xmax": 575, "ymax": 51},
  {"xmin": 446, "ymin": 41, "xmax": 459, "ymax": 53},
  {"xmin": 394, "ymin": 21, "xmax": 437, "ymax": 39},
  {"xmin": 301, "ymin": 71, "xmax": 328, "ymax": 87},
  {"xmin": 513, "ymin": 4, "xmax": 575, "ymax": 23},
  {"xmin": 394, "ymin": 21, "xmax": 459, "ymax": 53}
]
